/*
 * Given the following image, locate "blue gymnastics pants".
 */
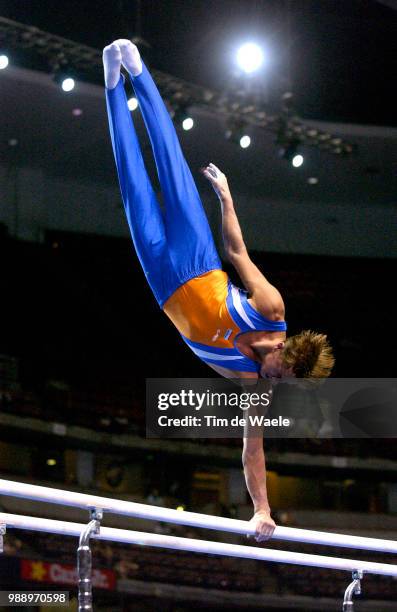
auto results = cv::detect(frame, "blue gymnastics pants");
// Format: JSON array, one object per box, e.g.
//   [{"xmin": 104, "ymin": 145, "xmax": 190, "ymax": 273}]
[{"xmin": 105, "ymin": 62, "xmax": 222, "ymax": 307}]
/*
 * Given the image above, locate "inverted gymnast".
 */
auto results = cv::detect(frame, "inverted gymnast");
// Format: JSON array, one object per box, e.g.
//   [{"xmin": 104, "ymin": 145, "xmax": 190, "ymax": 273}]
[{"xmin": 103, "ymin": 40, "xmax": 334, "ymax": 540}]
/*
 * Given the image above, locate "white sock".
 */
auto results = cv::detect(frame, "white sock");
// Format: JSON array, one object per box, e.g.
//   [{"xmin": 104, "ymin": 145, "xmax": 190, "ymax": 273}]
[
  {"xmin": 102, "ymin": 42, "xmax": 122, "ymax": 89},
  {"xmin": 114, "ymin": 39, "xmax": 143, "ymax": 77}
]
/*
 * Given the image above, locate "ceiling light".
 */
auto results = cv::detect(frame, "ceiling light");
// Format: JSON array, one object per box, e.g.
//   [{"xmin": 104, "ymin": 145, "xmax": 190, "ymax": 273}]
[
  {"xmin": 292, "ymin": 154, "xmax": 304, "ymax": 167},
  {"xmin": 0, "ymin": 54, "xmax": 9, "ymax": 70},
  {"xmin": 236, "ymin": 42, "xmax": 265, "ymax": 74},
  {"xmin": 127, "ymin": 97, "xmax": 138, "ymax": 111},
  {"xmin": 239, "ymin": 135, "xmax": 251, "ymax": 148},
  {"xmin": 182, "ymin": 117, "xmax": 194, "ymax": 131},
  {"xmin": 61, "ymin": 77, "xmax": 75, "ymax": 92}
]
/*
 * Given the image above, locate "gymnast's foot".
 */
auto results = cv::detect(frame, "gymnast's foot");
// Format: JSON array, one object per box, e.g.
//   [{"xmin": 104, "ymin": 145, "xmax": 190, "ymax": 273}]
[
  {"xmin": 102, "ymin": 42, "xmax": 122, "ymax": 89},
  {"xmin": 115, "ymin": 39, "xmax": 143, "ymax": 77}
]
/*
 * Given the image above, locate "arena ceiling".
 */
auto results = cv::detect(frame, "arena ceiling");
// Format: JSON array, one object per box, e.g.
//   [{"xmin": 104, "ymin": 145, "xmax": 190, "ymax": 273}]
[
  {"xmin": 1, "ymin": 0, "xmax": 396, "ymax": 126},
  {"xmin": 0, "ymin": 0, "xmax": 396, "ymax": 208},
  {"xmin": 1, "ymin": 64, "xmax": 396, "ymax": 209}
]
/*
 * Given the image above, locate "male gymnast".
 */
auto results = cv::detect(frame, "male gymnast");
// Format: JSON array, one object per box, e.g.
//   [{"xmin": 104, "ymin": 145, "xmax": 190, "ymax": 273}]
[{"xmin": 103, "ymin": 40, "xmax": 334, "ymax": 541}]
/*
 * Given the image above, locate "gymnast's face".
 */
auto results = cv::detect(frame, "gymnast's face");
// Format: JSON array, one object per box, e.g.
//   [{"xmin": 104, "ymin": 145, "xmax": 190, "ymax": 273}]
[{"xmin": 260, "ymin": 347, "xmax": 294, "ymax": 383}]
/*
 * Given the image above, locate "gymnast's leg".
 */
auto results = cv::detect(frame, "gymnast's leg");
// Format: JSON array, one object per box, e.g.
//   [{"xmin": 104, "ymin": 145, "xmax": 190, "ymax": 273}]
[
  {"xmin": 103, "ymin": 42, "xmax": 173, "ymax": 305},
  {"xmin": 117, "ymin": 40, "xmax": 222, "ymax": 299}
]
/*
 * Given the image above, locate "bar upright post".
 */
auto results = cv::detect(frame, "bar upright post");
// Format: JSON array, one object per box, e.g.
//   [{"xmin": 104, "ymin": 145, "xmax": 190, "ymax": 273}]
[
  {"xmin": 77, "ymin": 508, "xmax": 102, "ymax": 612},
  {"xmin": 342, "ymin": 570, "xmax": 363, "ymax": 611},
  {"xmin": 0, "ymin": 523, "xmax": 5, "ymax": 554}
]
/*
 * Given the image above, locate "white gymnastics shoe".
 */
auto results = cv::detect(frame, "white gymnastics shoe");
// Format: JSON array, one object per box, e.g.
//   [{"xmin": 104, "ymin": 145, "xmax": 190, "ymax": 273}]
[
  {"xmin": 114, "ymin": 39, "xmax": 142, "ymax": 77},
  {"xmin": 102, "ymin": 42, "xmax": 122, "ymax": 89}
]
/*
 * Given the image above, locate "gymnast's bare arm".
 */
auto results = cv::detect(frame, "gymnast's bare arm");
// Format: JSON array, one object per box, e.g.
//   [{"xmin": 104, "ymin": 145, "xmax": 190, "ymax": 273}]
[
  {"xmin": 243, "ymin": 400, "xmax": 276, "ymax": 541},
  {"xmin": 201, "ymin": 163, "xmax": 285, "ymax": 322}
]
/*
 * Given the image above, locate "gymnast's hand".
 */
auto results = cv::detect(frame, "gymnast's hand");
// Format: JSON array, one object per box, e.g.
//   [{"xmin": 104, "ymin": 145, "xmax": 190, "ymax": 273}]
[
  {"xmin": 201, "ymin": 163, "xmax": 231, "ymax": 201},
  {"xmin": 248, "ymin": 509, "xmax": 276, "ymax": 542}
]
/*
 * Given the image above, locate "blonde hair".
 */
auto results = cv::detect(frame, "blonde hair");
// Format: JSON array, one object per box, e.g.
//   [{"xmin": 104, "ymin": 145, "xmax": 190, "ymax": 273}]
[{"xmin": 282, "ymin": 330, "xmax": 335, "ymax": 379}]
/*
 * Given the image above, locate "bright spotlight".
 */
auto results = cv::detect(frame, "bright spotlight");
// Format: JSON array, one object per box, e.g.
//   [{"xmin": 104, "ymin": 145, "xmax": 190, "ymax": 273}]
[
  {"xmin": 292, "ymin": 154, "xmax": 304, "ymax": 167},
  {"xmin": 127, "ymin": 96, "xmax": 138, "ymax": 111},
  {"xmin": 182, "ymin": 117, "xmax": 194, "ymax": 131},
  {"xmin": 236, "ymin": 43, "xmax": 264, "ymax": 74},
  {"xmin": 239, "ymin": 135, "xmax": 251, "ymax": 149},
  {"xmin": 61, "ymin": 77, "xmax": 75, "ymax": 92},
  {"xmin": 0, "ymin": 54, "xmax": 9, "ymax": 70}
]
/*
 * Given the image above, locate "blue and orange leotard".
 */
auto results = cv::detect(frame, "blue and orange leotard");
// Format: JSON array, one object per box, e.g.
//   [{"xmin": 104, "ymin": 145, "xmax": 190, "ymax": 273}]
[{"xmin": 164, "ymin": 270, "xmax": 287, "ymax": 373}]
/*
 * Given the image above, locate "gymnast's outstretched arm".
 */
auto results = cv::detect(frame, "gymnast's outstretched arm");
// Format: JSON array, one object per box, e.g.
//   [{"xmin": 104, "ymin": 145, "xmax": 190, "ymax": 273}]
[
  {"xmin": 202, "ymin": 164, "xmax": 285, "ymax": 320},
  {"xmin": 242, "ymin": 400, "xmax": 276, "ymax": 541}
]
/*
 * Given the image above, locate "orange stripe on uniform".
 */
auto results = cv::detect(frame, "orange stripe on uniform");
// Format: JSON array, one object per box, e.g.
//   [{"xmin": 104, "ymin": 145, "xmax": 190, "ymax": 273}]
[{"xmin": 163, "ymin": 270, "xmax": 239, "ymax": 346}]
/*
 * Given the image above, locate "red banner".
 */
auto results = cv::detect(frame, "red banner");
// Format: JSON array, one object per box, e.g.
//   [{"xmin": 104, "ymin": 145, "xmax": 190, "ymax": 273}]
[{"xmin": 21, "ymin": 559, "xmax": 116, "ymax": 590}]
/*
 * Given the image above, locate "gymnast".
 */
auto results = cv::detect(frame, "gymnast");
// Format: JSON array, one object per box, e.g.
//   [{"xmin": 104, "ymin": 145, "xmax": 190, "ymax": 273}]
[{"xmin": 103, "ymin": 40, "xmax": 334, "ymax": 541}]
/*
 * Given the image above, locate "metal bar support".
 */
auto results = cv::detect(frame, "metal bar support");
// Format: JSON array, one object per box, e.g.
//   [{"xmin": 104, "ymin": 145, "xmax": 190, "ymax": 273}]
[
  {"xmin": 0, "ymin": 523, "xmax": 6, "ymax": 554},
  {"xmin": 342, "ymin": 570, "xmax": 363, "ymax": 611},
  {"xmin": 77, "ymin": 509, "xmax": 102, "ymax": 612}
]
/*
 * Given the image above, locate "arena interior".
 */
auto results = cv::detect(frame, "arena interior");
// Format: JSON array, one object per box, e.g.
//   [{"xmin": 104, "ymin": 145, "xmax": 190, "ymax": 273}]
[{"xmin": 0, "ymin": 1, "xmax": 396, "ymax": 610}]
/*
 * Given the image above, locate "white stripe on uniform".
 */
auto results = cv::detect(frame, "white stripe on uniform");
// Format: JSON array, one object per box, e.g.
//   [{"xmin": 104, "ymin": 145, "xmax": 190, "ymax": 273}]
[
  {"xmin": 231, "ymin": 286, "xmax": 255, "ymax": 329},
  {"xmin": 189, "ymin": 346, "xmax": 244, "ymax": 362}
]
